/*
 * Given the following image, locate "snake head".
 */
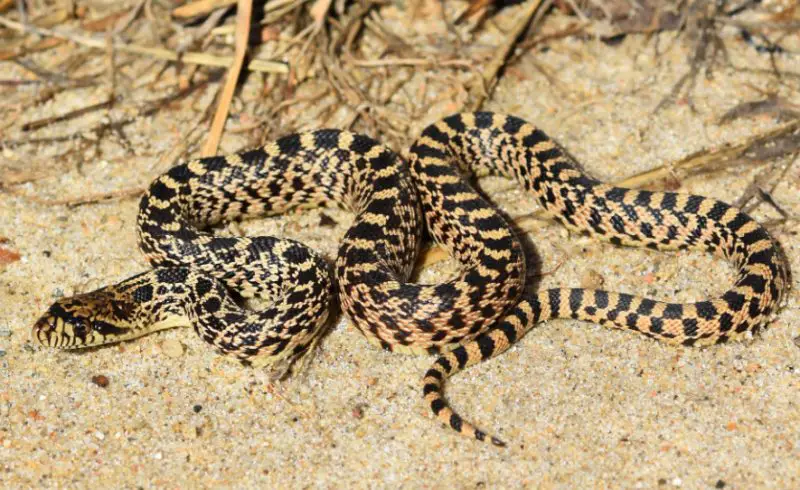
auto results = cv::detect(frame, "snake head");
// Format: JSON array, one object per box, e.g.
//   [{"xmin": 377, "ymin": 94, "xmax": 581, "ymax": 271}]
[{"xmin": 33, "ymin": 289, "xmax": 135, "ymax": 349}]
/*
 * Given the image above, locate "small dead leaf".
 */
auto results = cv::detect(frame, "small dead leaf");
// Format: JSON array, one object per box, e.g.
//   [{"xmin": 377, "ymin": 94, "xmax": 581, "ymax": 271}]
[
  {"xmin": 580, "ymin": 269, "xmax": 605, "ymax": 289},
  {"xmin": 465, "ymin": 0, "xmax": 493, "ymax": 17},
  {"xmin": 0, "ymin": 247, "xmax": 21, "ymax": 265},
  {"xmin": 419, "ymin": 246, "xmax": 449, "ymax": 268},
  {"xmin": 178, "ymin": 75, "xmax": 191, "ymax": 91},
  {"xmin": 103, "ymin": 215, "xmax": 122, "ymax": 227},
  {"xmin": 161, "ymin": 339, "xmax": 185, "ymax": 358},
  {"xmin": 28, "ymin": 410, "xmax": 45, "ymax": 421},
  {"xmin": 261, "ymin": 26, "xmax": 280, "ymax": 42},
  {"xmin": 351, "ymin": 404, "xmax": 365, "ymax": 419},
  {"xmin": 319, "ymin": 213, "xmax": 337, "ymax": 228},
  {"xmin": 81, "ymin": 9, "xmax": 130, "ymax": 32}
]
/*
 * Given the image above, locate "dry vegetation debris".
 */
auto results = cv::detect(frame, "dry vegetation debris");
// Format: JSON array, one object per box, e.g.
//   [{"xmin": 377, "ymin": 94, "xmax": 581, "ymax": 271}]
[{"xmin": 0, "ymin": 0, "xmax": 798, "ymax": 216}]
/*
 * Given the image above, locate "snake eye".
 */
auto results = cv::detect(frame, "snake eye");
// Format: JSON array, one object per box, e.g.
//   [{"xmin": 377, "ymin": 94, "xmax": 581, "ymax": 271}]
[{"xmin": 70, "ymin": 318, "xmax": 88, "ymax": 337}]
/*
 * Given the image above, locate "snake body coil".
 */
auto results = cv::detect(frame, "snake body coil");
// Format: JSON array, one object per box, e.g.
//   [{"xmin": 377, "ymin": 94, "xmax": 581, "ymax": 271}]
[
  {"xmin": 34, "ymin": 131, "xmax": 425, "ymax": 367},
  {"xmin": 33, "ymin": 113, "xmax": 789, "ymax": 446}
]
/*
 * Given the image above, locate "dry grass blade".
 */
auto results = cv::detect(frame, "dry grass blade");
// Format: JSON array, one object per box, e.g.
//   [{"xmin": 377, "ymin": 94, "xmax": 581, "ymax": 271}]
[
  {"xmin": 0, "ymin": 37, "xmax": 64, "ymax": 61},
  {"xmin": 719, "ymin": 96, "xmax": 800, "ymax": 124},
  {"xmin": 81, "ymin": 9, "xmax": 133, "ymax": 32},
  {"xmin": 348, "ymin": 57, "xmax": 473, "ymax": 68},
  {"xmin": 201, "ymin": 0, "xmax": 253, "ymax": 156},
  {"xmin": 0, "ymin": 16, "xmax": 287, "ymax": 74},
  {"xmin": 173, "ymin": 0, "xmax": 237, "ymax": 18},
  {"xmin": 309, "ymin": 0, "xmax": 334, "ymax": 28},
  {"xmin": 1, "ymin": 74, "xmax": 220, "ymax": 147},
  {"xmin": 618, "ymin": 118, "xmax": 800, "ymax": 189},
  {"xmin": 470, "ymin": 0, "xmax": 545, "ymax": 110}
]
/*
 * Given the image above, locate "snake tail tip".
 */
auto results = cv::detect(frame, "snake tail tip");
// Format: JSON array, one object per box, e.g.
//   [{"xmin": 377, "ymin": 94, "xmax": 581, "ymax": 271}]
[{"xmin": 476, "ymin": 428, "xmax": 506, "ymax": 447}]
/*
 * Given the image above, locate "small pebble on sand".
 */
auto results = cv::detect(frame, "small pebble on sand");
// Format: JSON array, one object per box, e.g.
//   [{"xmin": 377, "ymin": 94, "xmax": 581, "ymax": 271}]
[
  {"xmin": 580, "ymin": 269, "xmax": 605, "ymax": 289},
  {"xmin": 161, "ymin": 339, "xmax": 184, "ymax": 358}
]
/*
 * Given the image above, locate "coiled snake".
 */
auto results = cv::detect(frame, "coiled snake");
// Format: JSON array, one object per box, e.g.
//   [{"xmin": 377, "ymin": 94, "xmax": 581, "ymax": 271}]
[{"xmin": 33, "ymin": 112, "xmax": 789, "ymax": 446}]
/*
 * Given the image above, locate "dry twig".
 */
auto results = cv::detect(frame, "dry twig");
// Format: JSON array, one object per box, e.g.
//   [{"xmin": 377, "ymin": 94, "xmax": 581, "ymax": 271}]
[
  {"xmin": 470, "ymin": 0, "xmax": 545, "ymax": 110},
  {"xmin": 201, "ymin": 0, "xmax": 253, "ymax": 156},
  {"xmin": 347, "ymin": 57, "xmax": 472, "ymax": 68},
  {"xmin": 1, "ymin": 74, "xmax": 221, "ymax": 147},
  {"xmin": 3, "ymin": 185, "xmax": 145, "ymax": 207},
  {"xmin": 21, "ymin": 97, "xmax": 118, "ymax": 131}
]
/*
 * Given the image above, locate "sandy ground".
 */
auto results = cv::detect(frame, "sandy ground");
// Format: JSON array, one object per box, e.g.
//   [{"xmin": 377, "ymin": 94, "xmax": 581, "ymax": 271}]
[{"xmin": 2, "ymin": 6, "xmax": 800, "ymax": 489}]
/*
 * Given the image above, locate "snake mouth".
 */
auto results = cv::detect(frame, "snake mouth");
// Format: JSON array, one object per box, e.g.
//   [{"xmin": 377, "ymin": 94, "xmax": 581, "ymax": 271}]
[
  {"xmin": 32, "ymin": 314, "xmax": 82, "ymax": 349},
  {"xmin": 31, "ymin": 311, "xmax": 89, "ymax": 349},
  {"xmin": 33, "ymin": 298, "xmax": 145, "ymax": 349},
  {"xmin": 32, "ymin": 314, "xmax": 64, "ymax": 348}
]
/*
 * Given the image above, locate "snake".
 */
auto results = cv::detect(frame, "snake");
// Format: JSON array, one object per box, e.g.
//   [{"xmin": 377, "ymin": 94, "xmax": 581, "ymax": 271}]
[
  {"xmin": 32, "ymin": 112, "xmax": 789, "ymax": 446},
  {"xmin": 32, "ymin": 130, "xmax": 422, "ymax": 370}
]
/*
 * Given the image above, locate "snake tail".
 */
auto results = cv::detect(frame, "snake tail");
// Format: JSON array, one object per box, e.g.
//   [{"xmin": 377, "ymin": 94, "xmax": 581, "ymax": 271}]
[{"xmin": 417, "ymin": 113, "xmax": 788, "ymax": 445}]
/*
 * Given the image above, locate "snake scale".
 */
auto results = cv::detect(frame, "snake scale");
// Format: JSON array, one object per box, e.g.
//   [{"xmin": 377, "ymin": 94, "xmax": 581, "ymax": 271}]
[{"xmin": 33, "ymin": 112, "xmax": 789, "ymax": 446}]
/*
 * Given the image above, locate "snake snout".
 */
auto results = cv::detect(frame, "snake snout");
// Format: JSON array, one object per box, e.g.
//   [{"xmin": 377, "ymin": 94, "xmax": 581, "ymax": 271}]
[
  {"xmin": 32, "ymin": 304, "xmax": 92, "ymax": 349},
  {"xmin": 32, "ymin": 313, "xmax": 63, "ymax": 347},
  {"xmin": 33, "ymin": 288, "xmax": 142, "ymax": 349}
]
